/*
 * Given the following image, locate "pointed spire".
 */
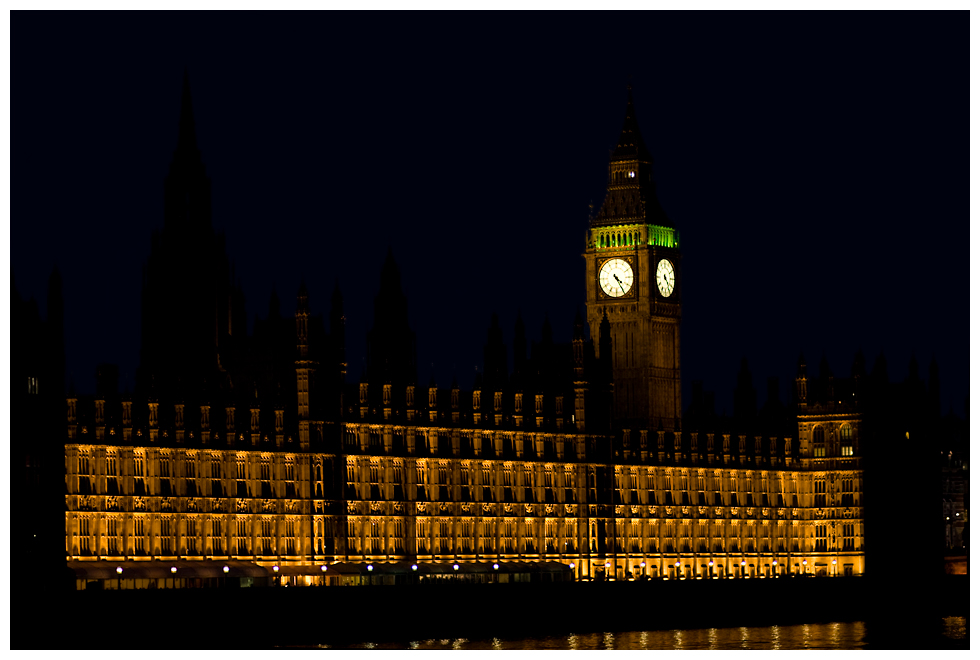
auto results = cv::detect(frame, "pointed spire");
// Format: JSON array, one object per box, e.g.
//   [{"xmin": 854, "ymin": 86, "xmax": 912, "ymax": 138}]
[
  {"xmin": 163, "ymin": 70, "xmax": 211, "ymax": 233},
  {"xmin": 380, "ymin": 246, "xmax": 401, "ymax": 291},
  {"xmin": 176, "ymin": 69, "xmax": 199, "ymax": 158},
  {"xmin": 818, "ymin": 354, "xmax": 832, "ymax": 380},
  {"xmin": 367, "ymin": 249, "xmax": 417, "ymax": 388},
  {"xmin": 297, "ymin": 279, "xmax": 309, "ymax": 311},
  {"xmin": 372, "ymin": 248, "xmax": 410, "ymax": 333},
  {"xmin": 373, "ymin": 249, "xmax": 409, "ymax": 325},
  {"xmin": 594, "ymin": 86, "xmax": 670, "ymax": 227},
  {"xmin": 795, "ymin": 352, "xmax": 809, "ymax": 406},
  {"xmin": 851, "ymin": 348, "xmax": 866, "ymax": 378},
  {"xmin": 611, "ymin": 85, "xmax": 652, "ymax": 163},
  {"xmin": 483, "ymin": 313, "xmax": 507, "ymax": 390}
]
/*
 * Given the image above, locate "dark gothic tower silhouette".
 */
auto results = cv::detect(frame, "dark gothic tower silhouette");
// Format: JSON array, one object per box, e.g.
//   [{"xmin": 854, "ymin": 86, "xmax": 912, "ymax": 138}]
[
  {"xmin": 12, "ymin": 267, "xmax": 70, "ymax": 600},
  {"xmin": 137, "ymin": 73, "xmax": 240, "ymax": 399},
  {"xmin": 584, "ymin": 87, "xmax": 682, "ymax": 432},
  {"xmin": 366, "ymin": 249, "xmax": 418, "ymax": 408}
]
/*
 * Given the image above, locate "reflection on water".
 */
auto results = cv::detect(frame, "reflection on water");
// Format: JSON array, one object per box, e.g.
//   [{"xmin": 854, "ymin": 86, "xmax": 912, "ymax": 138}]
[
  {"xmin": 943, "ymin": 616, "xmax": 967, "ymax": 640},
  {"xmin": 319, "ymin": 617, "xmax": 968, "ymax": 650},
  {"xmin": 334, "ymin": 623, "xmax": 866, "ymax": 650}
]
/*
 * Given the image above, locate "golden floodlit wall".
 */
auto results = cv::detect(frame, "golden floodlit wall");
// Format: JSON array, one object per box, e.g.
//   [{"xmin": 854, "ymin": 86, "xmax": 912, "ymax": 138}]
[{"xmin": 65, "ymin": 414, "xmax": 864, "ymax": 581}]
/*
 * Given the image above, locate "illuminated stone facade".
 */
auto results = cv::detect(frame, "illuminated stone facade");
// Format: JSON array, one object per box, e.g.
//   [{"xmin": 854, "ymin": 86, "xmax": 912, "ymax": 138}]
[
  {"xmin": 63, "ymin": 401, "xmax": 866, "ymax": 580},
  {"xmin": 62, "ymin": 81, "xmax": 867, "ymax": 582},
  {"xmin": 792, "ymin": 354, "xmax": 865, "ymax": 577}
]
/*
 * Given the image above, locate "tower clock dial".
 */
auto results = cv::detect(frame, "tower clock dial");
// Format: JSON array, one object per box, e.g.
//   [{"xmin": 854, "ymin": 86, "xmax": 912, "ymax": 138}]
[
  {"xmin": 599, "ymin": 258, "xmax": 634, "ymax": 297},
  {"xmin": 656, "ymin": 259, "xmax": 675, "ymax": 297}
]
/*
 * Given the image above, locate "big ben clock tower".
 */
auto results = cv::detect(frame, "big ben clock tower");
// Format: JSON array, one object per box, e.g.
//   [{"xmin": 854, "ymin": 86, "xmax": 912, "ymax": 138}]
[{"xmin": 585, "ymin": 88, "xmax": 681, "ymax": 432}]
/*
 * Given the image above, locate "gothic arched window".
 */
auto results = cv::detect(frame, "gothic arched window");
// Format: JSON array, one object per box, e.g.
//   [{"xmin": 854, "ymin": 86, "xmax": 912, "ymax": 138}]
[
  {"xmin": 840, "ymin": 425, "xmax": 854, "ymax": 456},
  {"xmin": 813, "ymin": 427, "xmax": 826, "ymax": 458}
]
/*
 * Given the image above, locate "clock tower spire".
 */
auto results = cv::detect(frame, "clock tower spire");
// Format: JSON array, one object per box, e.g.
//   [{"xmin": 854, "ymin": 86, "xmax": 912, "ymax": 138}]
[{"xmin": 584, "ymin": 88, "xmax": 682, "ymax": 432}]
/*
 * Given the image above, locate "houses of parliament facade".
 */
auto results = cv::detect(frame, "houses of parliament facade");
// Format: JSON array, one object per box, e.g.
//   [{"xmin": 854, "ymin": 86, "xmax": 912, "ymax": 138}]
[{"xmin": 29, "ymin": 78, "xmax": 875, "ymax": 587}]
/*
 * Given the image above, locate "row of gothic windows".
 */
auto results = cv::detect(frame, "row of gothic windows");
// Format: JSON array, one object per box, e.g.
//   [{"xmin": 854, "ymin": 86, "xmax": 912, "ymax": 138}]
[
  {"xmin": 597, "ymin": 231, "xmax": 640, "ymax": 249},
  {"xmin": 813, "ymin": 425, "xmax": 854, "ymax": 443},
  {"xmin": 812, "ymin": 425, "xmax": 855, "ymax": 458}
]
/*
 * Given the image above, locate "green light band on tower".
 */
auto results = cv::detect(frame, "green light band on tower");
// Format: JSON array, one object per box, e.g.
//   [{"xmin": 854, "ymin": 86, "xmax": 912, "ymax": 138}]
[{"xmin": 648, "ymin": 225, "xmax": 678, "ymax": 248}]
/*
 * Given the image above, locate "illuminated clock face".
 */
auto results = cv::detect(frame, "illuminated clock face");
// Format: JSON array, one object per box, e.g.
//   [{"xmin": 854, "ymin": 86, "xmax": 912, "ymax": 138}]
[
  {"xmin": 599, "ymin": 258, "xmax": 634, "ymax": 297},
  {"xmin": 656, "ymin": 259, "xmax": 675, "ymax": 297}
]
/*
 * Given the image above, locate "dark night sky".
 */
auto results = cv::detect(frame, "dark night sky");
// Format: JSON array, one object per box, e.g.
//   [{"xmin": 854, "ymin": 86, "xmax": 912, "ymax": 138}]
[{"xmin": 12, "ymin": 12, "xmax": 969, "ymax": 418}]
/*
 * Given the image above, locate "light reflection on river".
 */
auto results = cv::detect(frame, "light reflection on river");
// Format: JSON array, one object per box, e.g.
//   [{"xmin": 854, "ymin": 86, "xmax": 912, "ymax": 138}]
[
  {"xmin": 316, "ymin": 616, "xmax": 968, "ymax": 650},
  {"xmin": 319, "ymin": 621, "xmax": 864, "ymax": 650}
]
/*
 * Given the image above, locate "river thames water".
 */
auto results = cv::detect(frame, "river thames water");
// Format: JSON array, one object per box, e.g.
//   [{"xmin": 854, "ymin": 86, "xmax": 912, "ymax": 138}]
[{"xmin": 313, "ymin": 617, "xmax": 968, "ymax": 650}]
